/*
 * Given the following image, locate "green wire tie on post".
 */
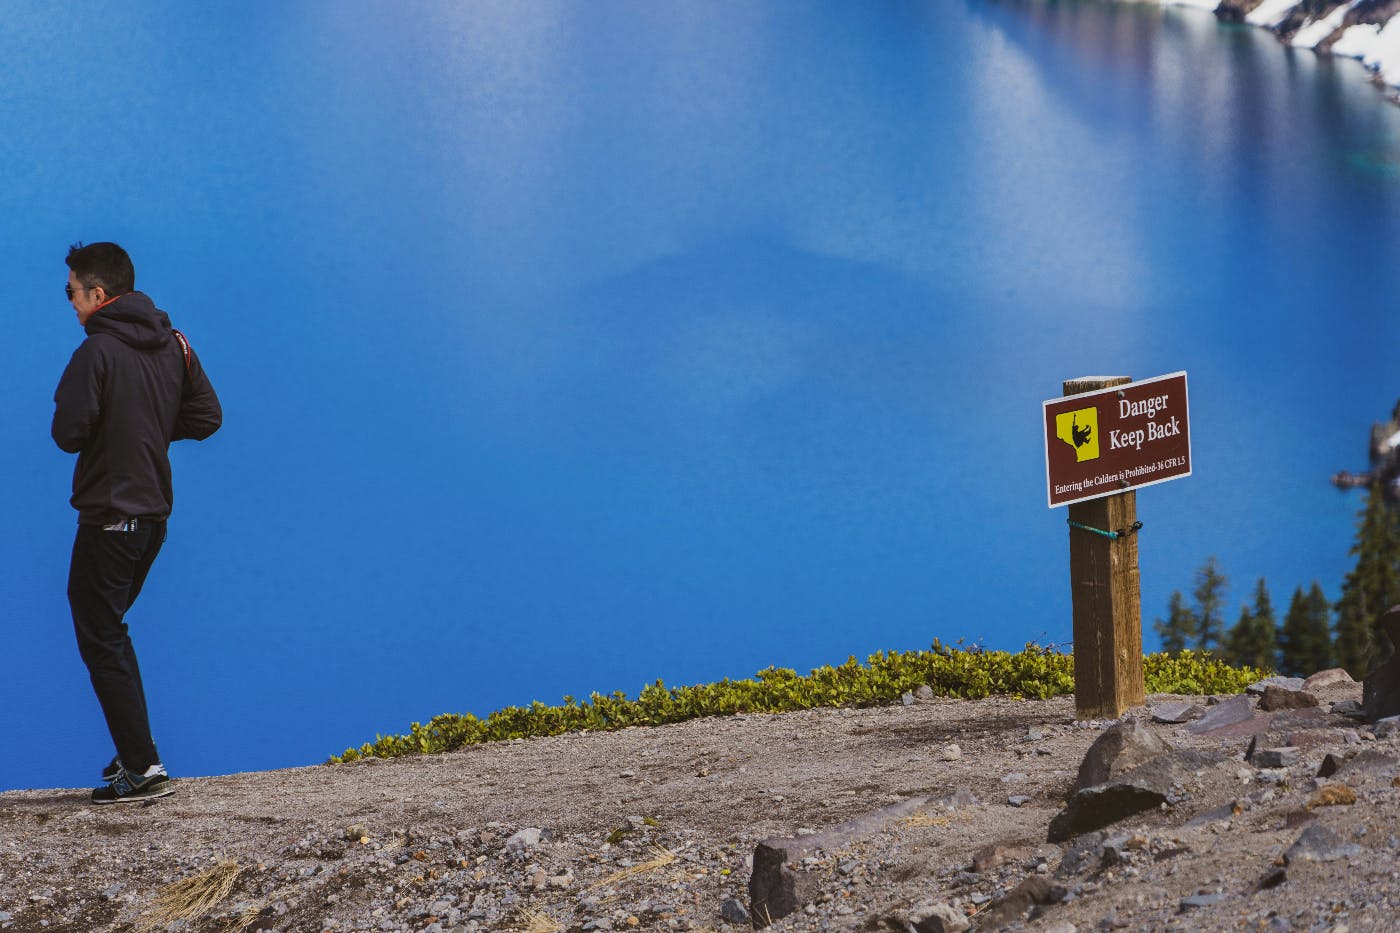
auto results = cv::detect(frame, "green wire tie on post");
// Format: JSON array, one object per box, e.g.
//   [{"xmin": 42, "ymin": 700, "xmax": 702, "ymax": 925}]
[{"xmin": 1067, "ymin": 519, "xmax": 1143, "ymax": 540}]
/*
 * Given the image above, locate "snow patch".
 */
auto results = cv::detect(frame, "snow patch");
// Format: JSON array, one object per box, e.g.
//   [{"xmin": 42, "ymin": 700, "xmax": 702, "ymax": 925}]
[
  {"xmin": 1331, "ymin": 17, "xmax": 1400, "ymax": 87},
  {"xmin": 1290, "ymin": 1, "xmax": 1358, "ymax": 48},
  {"xmin": 1332, "ymin": 22, "xmax": 1382, "ymax": 58},
  {"xmin": 1369, "ymin": 16, "xmax": 1400, "ymax": 86},
  {"xmin": 1247, "ymin": 0, "xmax": 1301, "ymax": 27}
]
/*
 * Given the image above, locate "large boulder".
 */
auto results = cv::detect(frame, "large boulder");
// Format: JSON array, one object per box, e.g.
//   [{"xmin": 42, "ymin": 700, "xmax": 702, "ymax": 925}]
[
  {"xmin": 1049, "ymin": 749, "xmax": 1223, "ymax": 843},
  {"xmin": 1072, "ymin": 719, "xmax": 1172, "ymax": 793}
]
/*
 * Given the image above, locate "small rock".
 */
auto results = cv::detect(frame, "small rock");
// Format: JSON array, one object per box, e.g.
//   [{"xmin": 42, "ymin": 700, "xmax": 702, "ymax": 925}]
[
  {"xmin": 1179, "ymin": 894, "xmax": 1226, "ymax": 910},
  {"xmin": 916, "ymin": 685, "xmax": 935, "ymax": 701},
  {"xmin": 940, "ymin": 743, "xmax": 962, "ymax": 761},
  {"xmin": 910, "ymin": 902, "xmax": 970, "ymax": 933},
  {"xmin": 1188, "ymin": 694, "xmax": 1259, "ymax": 735},
  {"xmin": 1054, "ymin": 831, "xmax": 1107, "ymax": 878},
  {"xmin": 1252, "ymin": 747, "xmax": 1301, "ymax": 769},
  {"xmin": 1008, "ymin": 795, "xmax": 1031, "ymax": 807},
  {"xmin": 1258, "ymin": 686, "xmax": 1319, "ymax": 712},
  {"xmin": 505, "ymin": 828, "xmax": 546, "ymax": 859},
  {"xmin": 902, "ymin": 691, "xmax": 916, "ymax": 706},
  {"xmin": 1303, "ymin": 668, "xmax": 1355, "ymax": 690},
  {"xmin": 1001, "ymin": 772, "xmax": 1030, "ymax": 783},
  {"xmin": 719, "ymin": 898, "xmax": 749, "ymax": 925},
  {"xmin": 1285, "ymin": 824, "xmax": 1363, "ymax": 863},
  {"xmin": 1151, "ymin": 702, "xmax": 1204, "ymax": 724},
  {"xmin": 1375, "ymin": 716, "xmax": 1400, "ymax": 739}
]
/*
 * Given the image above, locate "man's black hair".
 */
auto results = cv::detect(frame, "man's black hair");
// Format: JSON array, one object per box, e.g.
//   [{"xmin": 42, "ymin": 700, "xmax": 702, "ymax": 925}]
[{"xmin": 66, "ymin": 242, "xmax": 135, "ymax": 295}]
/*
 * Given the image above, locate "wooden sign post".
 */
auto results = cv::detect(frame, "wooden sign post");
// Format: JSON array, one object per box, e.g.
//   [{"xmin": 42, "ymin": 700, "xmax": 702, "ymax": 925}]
[
  {"xmin": 1065, "ymin": 377, "xmax": 1144, "ymax": 719},
  {"xmin": 1044, "ymin": 373, "xmax": 1191, "ymax": 719}
]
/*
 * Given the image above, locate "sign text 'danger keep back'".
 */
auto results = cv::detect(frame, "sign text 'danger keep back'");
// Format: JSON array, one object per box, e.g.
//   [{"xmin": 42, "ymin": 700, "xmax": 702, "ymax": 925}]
[{"xmin": 1043, "ymin": 372, "xmax": 1191, "ymax": 508}]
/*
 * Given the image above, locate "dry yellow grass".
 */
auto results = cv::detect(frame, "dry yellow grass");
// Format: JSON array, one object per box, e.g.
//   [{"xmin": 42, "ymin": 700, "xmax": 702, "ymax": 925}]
[
  {"xmin": 513, "ymin": 907, "xmax": 564, "ymax": 933},
  {"xmin": 589, "ymin": 845, "xmax": 678, "ymax": 889},
  {"xmin": 134, "ymin": 860, "xmax": 243, "ymax": 933},
  {"xmin": 903, "ymin": 811, "xmax": 954, "ymax": 828}
]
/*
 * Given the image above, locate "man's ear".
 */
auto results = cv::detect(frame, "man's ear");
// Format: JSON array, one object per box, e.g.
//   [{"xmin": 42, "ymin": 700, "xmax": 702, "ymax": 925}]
[{"xmin": 91, "ymin": 286, "xmax": 107, "ymax": 304}]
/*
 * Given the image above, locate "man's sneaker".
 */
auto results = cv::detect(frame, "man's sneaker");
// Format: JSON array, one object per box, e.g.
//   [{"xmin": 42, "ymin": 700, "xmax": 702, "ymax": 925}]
[
  {"xmin": 102, "ymin": 758, "xmax": 166, "ymax": 783},
  {"xmin": 91, "ymin": 765, "xmax": 173, "ymax": 804}
]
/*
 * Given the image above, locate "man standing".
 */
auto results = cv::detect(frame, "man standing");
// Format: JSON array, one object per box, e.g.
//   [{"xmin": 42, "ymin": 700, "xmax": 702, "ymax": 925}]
[{"xmin": 52, "ymin": 242, "xmax": 221, "ymax": 804}]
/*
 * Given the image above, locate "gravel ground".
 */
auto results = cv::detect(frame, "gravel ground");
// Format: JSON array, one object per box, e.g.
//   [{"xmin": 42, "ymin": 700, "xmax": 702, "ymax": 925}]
[{"xmin": 1, "ymin": 677, "xmax": 1396, "ymax": 932}]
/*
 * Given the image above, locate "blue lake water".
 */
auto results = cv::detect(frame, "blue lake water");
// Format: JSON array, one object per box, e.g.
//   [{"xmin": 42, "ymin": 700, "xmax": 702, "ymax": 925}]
[{"xmin": 5, "ymin": 1, "xmax": 1400, "ymax": 793}]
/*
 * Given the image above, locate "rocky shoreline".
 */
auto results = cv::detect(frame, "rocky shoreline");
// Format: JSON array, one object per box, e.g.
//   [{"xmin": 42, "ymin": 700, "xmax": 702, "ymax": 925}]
[
  {"xmin": 3, "ymin": 667, "xmax": 1400, "ymax": 931},
  {"xmin": 1136, "ymin": 0, "xmax": 1400, "ymax": 98}
]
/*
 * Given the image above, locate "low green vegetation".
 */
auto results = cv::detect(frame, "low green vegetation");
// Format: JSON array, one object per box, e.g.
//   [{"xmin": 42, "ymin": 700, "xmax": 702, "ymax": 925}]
[{"xmin": 329, "ymin": 642, "xmax": 1268, "ymax": 764}]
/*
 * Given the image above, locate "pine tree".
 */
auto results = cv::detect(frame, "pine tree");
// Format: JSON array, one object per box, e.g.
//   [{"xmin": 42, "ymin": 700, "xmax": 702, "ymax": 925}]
[
  {"xmin": 1223, "ymin": 579, "xmax": 1277, "ymax": 671},
  {"xmin": 1334, "ymin": 484, "xmax": 1400, "ymax": 677},
  {"xmin": 1279, "ymin": 583, "xmax": 1333, "ymax": 676},
  {"xmin": 1252, "ymin": 578, "xmax": 1276, "ymax": 637},
  {"xmin": 1153, "ymin": 590, "xmax": 1197, "ymax": 654},
  {"xmin": 1192, "ymin": 556, "xmax": 1229, "ymax": 653}
]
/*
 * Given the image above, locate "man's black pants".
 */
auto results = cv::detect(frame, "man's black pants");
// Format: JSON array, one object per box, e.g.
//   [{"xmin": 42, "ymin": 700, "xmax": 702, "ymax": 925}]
[{"xmin": 68, "ymin": 521, "xmax": 166, "ymax": 774}]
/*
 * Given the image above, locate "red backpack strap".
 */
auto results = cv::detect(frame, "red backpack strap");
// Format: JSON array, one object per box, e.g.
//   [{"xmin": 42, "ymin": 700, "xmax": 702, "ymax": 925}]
[{"xmin": 172, "ymin": 329, "xmax": 192, "ymax": 374}]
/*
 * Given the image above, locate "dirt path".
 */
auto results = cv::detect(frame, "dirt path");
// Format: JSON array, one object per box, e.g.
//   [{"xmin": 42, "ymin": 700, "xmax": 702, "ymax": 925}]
[{"xmin": 2, "ymin": 682, "xmax": 1397, "ymax": 932}]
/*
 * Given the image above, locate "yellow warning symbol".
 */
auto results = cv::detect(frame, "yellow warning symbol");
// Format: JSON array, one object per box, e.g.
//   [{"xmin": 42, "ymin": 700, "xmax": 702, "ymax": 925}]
[{"xmin": 1056, "ymin": 407, "xmax": 1099, "ymax": 462}]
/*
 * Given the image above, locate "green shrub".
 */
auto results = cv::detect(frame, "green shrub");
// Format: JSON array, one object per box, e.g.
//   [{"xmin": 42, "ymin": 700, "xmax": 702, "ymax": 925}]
[{"xmin": 328, "ymin": 643, "xmax": 1270, "ymax": 764}]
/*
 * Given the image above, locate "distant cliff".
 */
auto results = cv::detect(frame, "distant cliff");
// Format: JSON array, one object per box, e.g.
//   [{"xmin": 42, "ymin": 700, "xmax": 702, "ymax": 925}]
[{"xmin": 1154, "ymin": 0, "xmax": 1400, "ymax": 94}]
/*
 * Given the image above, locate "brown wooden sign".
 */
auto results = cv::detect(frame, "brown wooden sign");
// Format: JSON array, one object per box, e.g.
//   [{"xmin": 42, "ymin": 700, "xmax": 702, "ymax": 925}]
[{"xmin": 1043, "ymin": 371, "xmax": 1190, "ymax": 508}]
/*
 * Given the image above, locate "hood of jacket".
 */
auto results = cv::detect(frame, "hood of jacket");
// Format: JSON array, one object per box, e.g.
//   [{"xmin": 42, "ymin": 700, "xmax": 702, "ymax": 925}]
[{"xmin": 84, "ymin": 291, "xmax": 172, "ymax": 350}]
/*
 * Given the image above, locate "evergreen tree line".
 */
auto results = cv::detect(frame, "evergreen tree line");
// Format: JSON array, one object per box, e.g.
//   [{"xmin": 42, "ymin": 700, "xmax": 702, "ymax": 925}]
[{"xmin": 1154, "ymin": 484, "xmax": 1400, "ymax": 678}]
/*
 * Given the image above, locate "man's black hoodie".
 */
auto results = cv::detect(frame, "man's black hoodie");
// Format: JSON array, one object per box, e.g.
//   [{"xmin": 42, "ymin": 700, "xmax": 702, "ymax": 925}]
[{"xmin": 52, "ymin": 292, "xmax": 221, "ymax": 525}]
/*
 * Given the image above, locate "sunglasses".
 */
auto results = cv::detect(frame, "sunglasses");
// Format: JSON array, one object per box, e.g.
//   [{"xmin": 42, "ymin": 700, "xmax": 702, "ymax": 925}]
[{"xmin": 65, "ymin": 284, "xmax": 94, "ymax": 300}]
